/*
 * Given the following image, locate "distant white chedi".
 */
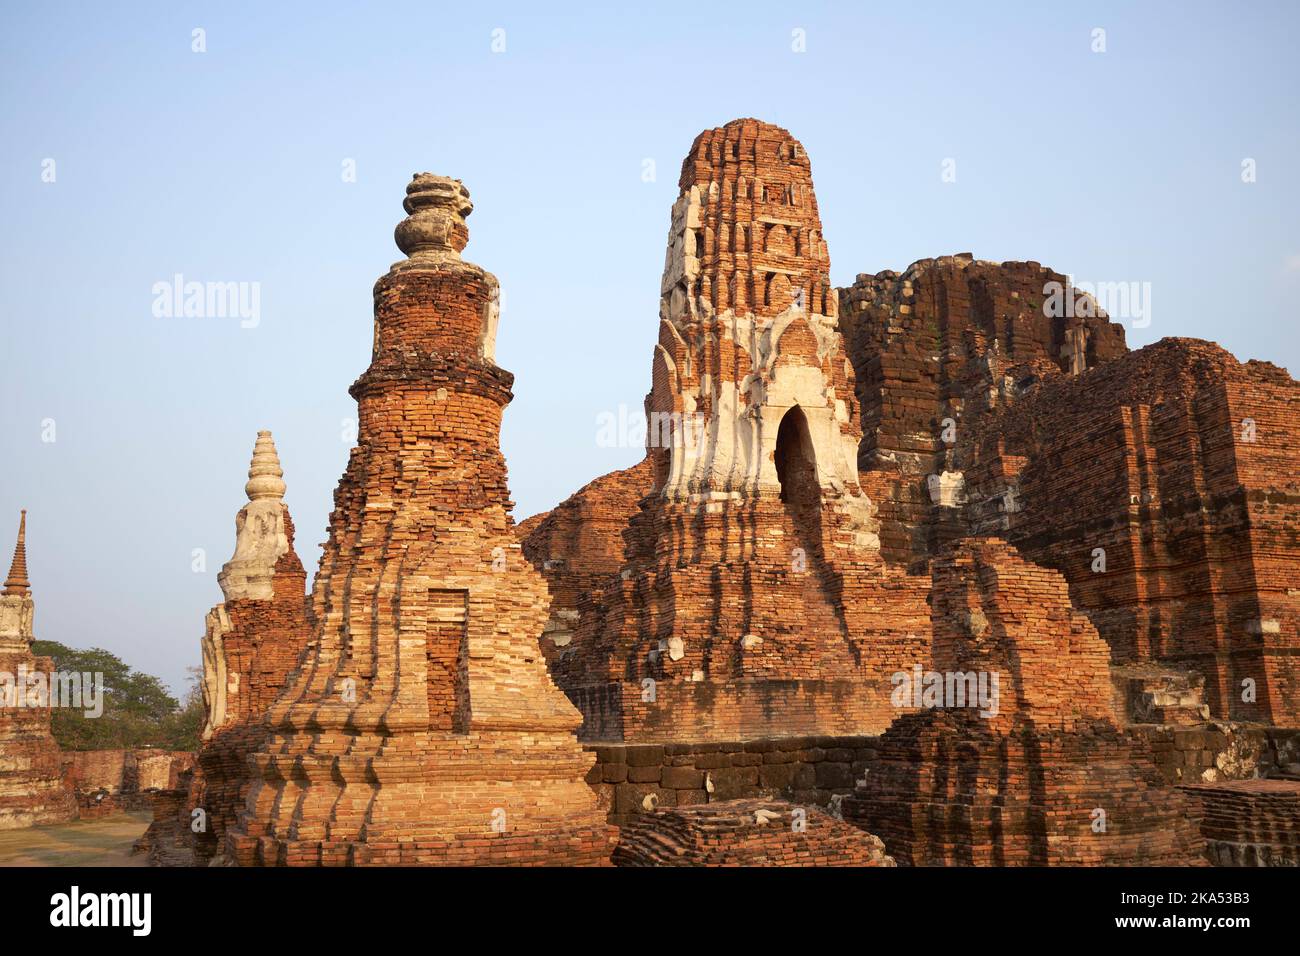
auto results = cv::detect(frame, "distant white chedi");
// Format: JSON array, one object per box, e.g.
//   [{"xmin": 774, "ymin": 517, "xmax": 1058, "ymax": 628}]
[{"xmin": 201, "ymin": 431, "xmax": 290, "ymax": 740}]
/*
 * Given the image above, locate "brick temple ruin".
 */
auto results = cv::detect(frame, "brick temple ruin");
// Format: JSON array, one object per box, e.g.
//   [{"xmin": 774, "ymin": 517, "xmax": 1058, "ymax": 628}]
[
  {"xmin": 9, "ymin": 117, "xmax": 1293, "ymax": 868},
  {"xmin": 523, "ymin": 119, "xmax": 932, "ymax": 743},
  {"xmin": 0, "ymin": 512, "xmax": 77, "ymax": 829},
  {"xmin": 519, "ymin": 119, "xmax": 1300, "ymax": 865}
]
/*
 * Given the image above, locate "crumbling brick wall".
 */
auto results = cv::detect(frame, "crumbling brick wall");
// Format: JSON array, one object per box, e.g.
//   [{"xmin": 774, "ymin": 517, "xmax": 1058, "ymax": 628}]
[
  {"xmin": 613, "ymin": 798, "xmax": 895, "ymax": 866},
  {"xmin": 839, "ymin": 250, "xmax": 1298, "ymax": 726},
  {"xmin": 842, "ymin": 538, "xmax": 1208, "ymax": 866},
  {"xmin": 518, "ymin": 459, "xmax": 653, "ymax": 661},
  {"xmin": 63, "ymin": 748, "xmax": 193, "ymax": 816},
  {"xmin": 582, "ymin": 735, "xmax": 878, "ymax": 828},
  {"xmin": 961, "ymin": 339, "xmax": 1300, "ymax": 724},
  {"xmin": 839, "ymin": 255, "xmax": 1127, "ymax": 568}
]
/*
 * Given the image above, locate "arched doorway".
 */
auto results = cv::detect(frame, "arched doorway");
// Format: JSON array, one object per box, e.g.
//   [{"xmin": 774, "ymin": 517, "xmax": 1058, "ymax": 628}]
[{"xmin": 774, "ymin": 406, "xmax": 819, "ymax": 507}]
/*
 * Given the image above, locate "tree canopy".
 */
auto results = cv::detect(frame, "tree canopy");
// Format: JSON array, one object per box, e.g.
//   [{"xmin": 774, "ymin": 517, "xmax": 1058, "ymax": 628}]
[{"xmin": 30, "ymin": 641, "xmax": 202, "ymax": 751}]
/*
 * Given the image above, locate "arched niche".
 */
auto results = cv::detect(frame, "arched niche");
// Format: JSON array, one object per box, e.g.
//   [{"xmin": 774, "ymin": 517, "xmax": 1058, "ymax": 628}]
[{"xmin": 774, "ymin": 405, "xmax": 819, "ymax": 507}]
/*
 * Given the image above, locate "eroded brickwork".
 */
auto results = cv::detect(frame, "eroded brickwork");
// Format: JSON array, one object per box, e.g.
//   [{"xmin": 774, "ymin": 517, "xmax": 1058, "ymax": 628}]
[
  {"xmin": 839, "ymin": 255, "xmax": 1127, "ymax": 568},
  {"xmin": 65, "ymin": 749, "xmax": 193, "ymax": 818},
  {"xmin": 518, "ymin": 459, "xmax": 654, "ymax": 659},
  {"xmin": 840, "ymin": 256, "xmax": 1300, "ymax": 725},
  {"xmin": 583, "ymin": 735, "xmax": 879, "ymax": 828},
  {"xmin": 1179, "ymin": 779, "xmax": 1300, "ymax": 866},
  {"xmin": 842, "ymin": 538, "xmax": 1207, "ymax": 865},
  {"xmin": 225, "ymin": 174, "xmax": 612, "ymax": 866},
  {"xmin": 952, "ymin": 340, "xmax": 1300, "ymax": 724},
  {"xmin": 613, "ymin": 798, "xmax": 895, "ymax": 866},
  {"xmin": 0, "ymin": 512, "xmax": 77, "ymax": 829}
]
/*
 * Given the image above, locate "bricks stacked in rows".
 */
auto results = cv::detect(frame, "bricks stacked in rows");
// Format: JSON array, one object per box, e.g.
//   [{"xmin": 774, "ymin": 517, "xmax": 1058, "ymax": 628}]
[
  {"xmin": 191, "ymin": 511, "xmax": 311, "ymax": 863},
  {"xmin": 840, "ymin": 250, "xmax": 1299, "ymax": 724},
  {"xmin": 1179, "ymin": 779, "xmax": 1300, "ymax": 866},
  {"xmin": 63, "ymin": 748, "xmax": 192, "ymax": 820},
  {"xmin": 842, "ymin": 538, "xmax": 1207, "ymax": 866},
  {"xmin": 613, "ymin": 798, "xmax": 895, "ymax": 866},
  {"xmin": 583, "ymin": 736, "xmax": 877, "ymax": 827},
  {"xmin": 838, "ymin": 256, "xmax": 1128, "ymax": 572},
  {"xmin": 973, "ymin": 340, "xmax": 1300, "ymax": 723}
]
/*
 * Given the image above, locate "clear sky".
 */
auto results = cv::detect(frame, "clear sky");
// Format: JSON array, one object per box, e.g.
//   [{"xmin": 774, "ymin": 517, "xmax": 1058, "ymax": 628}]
[{"xmin": 2, "ymin": 1, "xmax": 1297, "ymax": 695}]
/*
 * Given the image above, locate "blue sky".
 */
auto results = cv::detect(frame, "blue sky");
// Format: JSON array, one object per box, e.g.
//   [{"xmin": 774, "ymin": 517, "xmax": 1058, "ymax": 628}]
[{"xmin": 2, "ymin": 1, "xmax": 1297, "ymax": 694}]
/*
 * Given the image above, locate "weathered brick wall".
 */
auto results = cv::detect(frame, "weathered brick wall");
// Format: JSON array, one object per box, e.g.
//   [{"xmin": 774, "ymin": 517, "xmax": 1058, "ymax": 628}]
[
  {"xmin": 1131, "ymin": 724, "xmax": 1300, "ymax": 785},
  {"xmin": 836, "ymin": 252, "xmax": 1298, "ymax": 730},
  {"xmin": 613, "ymin": 798, "xmax": 895, "ymax": 866},
  {"xmin": 518, "ymin": 459, "xmax": 653, "ymax": 661},
  {"xmin": 582, "ymin": 735, "xmax": 879, "ymax": 828},
  {"xmin": 569, "ymin": 678, "xmax": 904, "ymax": 745},
  {"xmin": 839, "ymin": 256, "xmax": 1127, "ymax": 569},
  {"xmin": 63, "ymin": 748, "xmax": 193, "ymax": 794},
  {"xmin": 843, "ymin": 538, "xmax": 1207, "ymax": 866},
  {"xmin": 962, "ymin": 339, "xmax": 1300, "ymax": 725},
  {"xmin": 1178, "ymin": 779, "xmax": 1300, "ymax": 866}
]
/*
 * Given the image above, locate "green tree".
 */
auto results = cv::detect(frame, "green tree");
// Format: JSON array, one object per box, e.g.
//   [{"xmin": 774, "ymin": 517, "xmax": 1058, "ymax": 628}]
[
  {"xmin": 157, "ymin": 666, "xmax": 205, "ymax": 751},
  {"xmin": 30, "ymin": 641, "xmax": 197, "ymax": 751}
]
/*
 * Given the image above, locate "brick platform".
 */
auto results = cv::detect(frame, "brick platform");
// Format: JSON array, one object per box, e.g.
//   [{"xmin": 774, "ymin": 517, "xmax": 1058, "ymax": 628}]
[
  {"xmin": 582, "ymin": 735, "xmax": 878, "ymax": 828},
  {"xmin": 1179, "ymin": 779, "xmax": 1300, "ymax": 866}
]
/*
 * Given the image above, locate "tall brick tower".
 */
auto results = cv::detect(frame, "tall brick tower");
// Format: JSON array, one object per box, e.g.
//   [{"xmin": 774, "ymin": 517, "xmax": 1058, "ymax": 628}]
[
  {"xmin": 0, "ymin": 511, "xmax": 76, "ymax": 829},
  {"xmin": 226, "ymin": 174, "xmax": 612, "ymax": 865},
  {"xmin": 540, "ymin": 119, "xmax": 931, "ymax": 742}
]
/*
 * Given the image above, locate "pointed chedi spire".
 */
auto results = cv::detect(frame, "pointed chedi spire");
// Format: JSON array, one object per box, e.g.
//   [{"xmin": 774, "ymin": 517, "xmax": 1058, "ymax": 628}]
[
  {"xmin": 217, "ymin": 431, "xmax": 291, "ymax": 602},
  {"xmin": 3, "ymin": 510, "xmax": 30, "ymax": 596},
  {"xmin": 244, "ymin": 430, "xmax": 287, "ymax": 502}
]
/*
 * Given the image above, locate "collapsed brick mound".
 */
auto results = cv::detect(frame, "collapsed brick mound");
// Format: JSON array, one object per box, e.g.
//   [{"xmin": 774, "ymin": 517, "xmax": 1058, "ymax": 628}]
[
  {"xmin": 843, "ymin": 712, "xmax": 1207, "ymax": 866},
  {"xmin": 1179, "ymin": 779, "xmax": 1300, "ymax": 866},
  {"xmin": 613, "ymin": 798, "xmax": 895, "ymax": 867}
]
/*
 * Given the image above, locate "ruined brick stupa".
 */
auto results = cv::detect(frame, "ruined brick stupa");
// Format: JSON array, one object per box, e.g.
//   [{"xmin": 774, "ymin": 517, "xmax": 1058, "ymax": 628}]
[
  {"xmin": 0, "ymin": 512, "xmax": 76, "ymax": 829},
  {"xmin": 225, "ymin": 174, "xmax": 613, "ymax": 865},
  {"xmin": 190, "ymin": 431, "xmax": 311, "ymax": 863},
  {"xmin": 526, "ymin": 119, "xmax": 931, "ymax": 742}
]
